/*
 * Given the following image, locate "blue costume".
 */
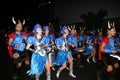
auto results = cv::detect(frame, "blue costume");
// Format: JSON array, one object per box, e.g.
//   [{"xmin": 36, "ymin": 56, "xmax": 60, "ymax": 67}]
[
  {"xmin": 55, "ymin": 26, "xmax": 73, "ymax": 66},
  {"xmin": 68, "ymin": 34, "xmax": 78, "ymax": 48},
  {"xmin": 78, "ymin": 34, "xmax": 86, "ymax": 46},
  {"xmin": 84, "ymin": 35, "xmax": 94, "ymax": 55},
  {"xmin": 8, "ymin": 32, "xmax": 29, "ymax": 63},
  {"xmin": 104, "ymin": 37, "xmax": 118, "ymax": 54},
  {"xmin": 27, "ymin": 24, "xmax": 47, "ymax": 76},
  {"xmin": 12, "ymin": 33, "xmax": 26, "ymax": 51}
]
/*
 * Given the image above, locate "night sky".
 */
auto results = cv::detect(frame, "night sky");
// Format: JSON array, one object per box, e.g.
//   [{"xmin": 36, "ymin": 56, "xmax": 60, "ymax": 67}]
[
  {"xmin": 54, "ymin": 0, "xmax": 120, "ymax": 24},
  {"xmin": 0, "ymin": 0, "xmax": 120, "ymax": 27}
]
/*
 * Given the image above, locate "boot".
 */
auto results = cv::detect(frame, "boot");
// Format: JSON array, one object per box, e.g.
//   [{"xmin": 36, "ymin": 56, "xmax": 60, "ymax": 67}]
[
  {"xmin": 35, "ymin": 75, "xmax": 40, "ymax": 80},
  {"xmin": 92, "ymin": 56, "xmax": 96, "ymax": 63},
  {"xmin": 69, "ymin": 68, "xmax": 76, "ymax": 78},
  {"xmin": 52, "ymin": 66, "xmax": 56, "ymax": 71},
  {"xmin": 56, "ymin": 69, "xmax": 61, "ymax": 78},
  {"xmin": 46, "ymin": 74, "xmax": 51, "ymax": 80},
  {"xmin": 87, "ymin": 58, "xmax": 90, "ymax": 63}
]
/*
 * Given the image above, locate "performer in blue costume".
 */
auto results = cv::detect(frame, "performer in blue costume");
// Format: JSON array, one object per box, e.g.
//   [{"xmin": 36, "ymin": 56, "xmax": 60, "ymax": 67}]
[
  {"xmin": 43, "ymin": 26, "xmax": 56, "ymax": 71},
  {"xmin": 68, "ymin": 29, "xmax": 78, "ymax": 48},
  {"xmin": 97, "ymin": 21, "xmax": 120, "ymax": 80},
  {"xmin": 55, "ymin": 26, "xmax": 76, "ymax": 78},
  {"xmin": 84, "ymin": 31, "xmax": 96, "ymax": 63},
  {"xmin": 26, "ymin": 24, "xmax": 49, "ymax": 80},
  {"xmin": 78, "ymin": 28, "xmax": 86, "ymax": 47},
  {"xmin": 42, "ymin": 25, "xmax": 55, "ymax": 80}
]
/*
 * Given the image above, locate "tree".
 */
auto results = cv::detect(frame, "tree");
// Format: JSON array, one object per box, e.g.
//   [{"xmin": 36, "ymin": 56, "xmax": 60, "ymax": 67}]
[{"xmin": 80, "ymin": 9, "xmax": 108, "ymax": 30}]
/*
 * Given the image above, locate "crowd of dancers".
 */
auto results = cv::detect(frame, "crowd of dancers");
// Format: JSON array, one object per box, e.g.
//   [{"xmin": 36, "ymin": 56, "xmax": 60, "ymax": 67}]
[{"xmin": 3, "ymin": 17, "xmax": 120, "ymax": 80}]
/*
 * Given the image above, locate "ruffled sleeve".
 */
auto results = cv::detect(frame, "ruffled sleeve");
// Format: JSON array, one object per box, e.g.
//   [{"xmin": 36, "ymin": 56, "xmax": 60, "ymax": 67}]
[{"xmin": 26, "ymin": 36, "xmax": 36, "ymax": 45}]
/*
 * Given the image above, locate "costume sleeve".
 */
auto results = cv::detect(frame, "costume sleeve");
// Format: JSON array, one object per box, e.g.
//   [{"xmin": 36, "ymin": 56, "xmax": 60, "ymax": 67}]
[
  {"xmin": 26, "ymin": 36, "xmax": 36, "ymax": 45},
  {"xmin": 55, "ymin": 38, "xmax": 61, "ymax": 46},
  {"xmin": 8, "ymin": 33, "xmax": 15, "ymax": 39}
]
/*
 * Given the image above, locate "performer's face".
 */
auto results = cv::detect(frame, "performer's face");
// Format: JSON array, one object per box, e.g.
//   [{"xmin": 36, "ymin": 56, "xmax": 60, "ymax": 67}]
[
  {"xmin": 64, "ymin": 29, "xmax": 69, "ymax": 35},
  {"xmin": 37, "ymin": 28, "xmax": 42, "ymax": 35},
  {"xmin": 71, "ymin": 30, "xmax": 76, "ymax": 35},
  {"xmin": 45, "ymin": 29, "xmax": 49, "ymax": 35},
  {"xmin": 15, "ymin": 23, "xmax": 23, "ymax": 32},
  {"xmin": 108, "ymin": 28, "xmax": 116, "ymax": 36},
  {"xmin": 80, "ymin": 30, "xmax": 84, "ymax": 34},
  {"xmin": 98, "ymin": 32, "xmax": 102, "ymax": 36}
]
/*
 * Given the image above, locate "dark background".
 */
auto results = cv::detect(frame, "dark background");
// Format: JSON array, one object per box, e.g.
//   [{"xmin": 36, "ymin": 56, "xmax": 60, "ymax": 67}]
[{"xmin": 0, "ymin": 0, "xmax": 120, "ymax": 29}]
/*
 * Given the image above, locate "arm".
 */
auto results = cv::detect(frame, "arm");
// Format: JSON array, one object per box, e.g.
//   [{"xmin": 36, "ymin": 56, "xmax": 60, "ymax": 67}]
[{"xmin": 8, "ymin": 38, "xmax": 13, "ymax": 46}]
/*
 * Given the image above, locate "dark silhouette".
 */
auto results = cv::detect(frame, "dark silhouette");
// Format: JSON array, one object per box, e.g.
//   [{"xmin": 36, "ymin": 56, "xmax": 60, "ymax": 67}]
[{"xmin": 80, "ymin": 9, "xmax": 108, "ymax": 30}]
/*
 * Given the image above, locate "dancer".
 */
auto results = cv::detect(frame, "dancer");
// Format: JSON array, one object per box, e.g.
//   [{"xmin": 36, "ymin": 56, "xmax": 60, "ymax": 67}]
[
  {"xmin": 26, "ymin": 24, "xmax": 51, "ymax": 80},
  {"xmin": 55, "ymin": 26, "xmax": 76, "ymax": 78}
]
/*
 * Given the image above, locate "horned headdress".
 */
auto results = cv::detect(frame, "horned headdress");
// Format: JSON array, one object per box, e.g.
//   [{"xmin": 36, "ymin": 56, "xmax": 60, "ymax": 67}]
[
  {"xmin": 12, "ymin": 16, "xmax": 25, "ymax": 25},
  {"xmin": 79, "ymin": 26, "xmax": 86, "ymax": 31},
  {"xmin": 107, "ymin": 21, "xmax": 115, "ymax": 30},
  {"xmin": 97, "ymin": 28, "xmax": 102, "ymax": 32}
]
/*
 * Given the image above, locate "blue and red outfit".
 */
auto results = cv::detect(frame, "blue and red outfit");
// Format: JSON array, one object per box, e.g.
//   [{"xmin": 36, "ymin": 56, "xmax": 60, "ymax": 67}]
[
  {"xmin": 8, "ymin": 32, "xmax": 28, "ymax": 61},
  {"xmin": 98, "ymin": 36, "xmax": 116, "ymax": 61}
]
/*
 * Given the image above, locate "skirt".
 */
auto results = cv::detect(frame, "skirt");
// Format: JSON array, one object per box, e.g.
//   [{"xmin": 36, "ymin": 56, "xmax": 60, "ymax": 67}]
[{"xmin": 55, "ymin": 50, "xmax": 73, "ymax": 66}]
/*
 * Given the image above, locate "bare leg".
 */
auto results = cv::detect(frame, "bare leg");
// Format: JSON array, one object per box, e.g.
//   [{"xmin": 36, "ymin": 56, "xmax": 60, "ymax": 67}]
[
  {"xmin": 46, "ymin": 59, "xmax": 51, "ymax": 80},
  {"xmin": 13, "ymin": 62, "xmax": 22, "ymax": 79},
  {"xmin": 56, "ymin": 63, "xmax": 66, "ymax": 78},
  {"xmin": 67, "ymin": 56, "xmax": 76, "ymax": 78}
]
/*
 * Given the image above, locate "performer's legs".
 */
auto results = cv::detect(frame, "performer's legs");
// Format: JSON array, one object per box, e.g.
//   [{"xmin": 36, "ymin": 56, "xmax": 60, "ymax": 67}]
[
  {"xmin": 25, "ymin": 60, "xmax": 30, "ymax": 65},
  {"xmin": 48, "ymin": 52, "xmax": 56, "ymax": 71},
  {"xmin": 87, "ymin": 49, "xmax": 96, "ymax": 63},
  {"xmin": 45, "ymin": 59, "xmax": 51, "ymax": 80},
  {"xmin": 35, "ymin": 75, "xmax": 40, "ymax": 80},
  {"xmin": 13, "ymin": 62, "xmax": 22, "ymax": 79},
  {"xmin": 92, "ymin": 49, "xmax": 96, "ymax": 63},
  {"xmin": 56, "ymin": 63, "xmax": 66, "ymax": 78},
  {"xmin": 67, "ymin": 56, "xmax": 76, "ymax": 78},
  {"xmin": 24, "ymin": 60, "xmax": 30, "ymax": 69}
]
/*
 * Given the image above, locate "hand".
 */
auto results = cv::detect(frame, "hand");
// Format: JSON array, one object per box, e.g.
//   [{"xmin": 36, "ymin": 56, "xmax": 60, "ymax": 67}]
[
  {"xmin": 46, "ymin": 47, "xmax": 51, "ymax": 53},
  {"xmin": 15, "ymin": 44, "xmax": 20, "ymax": 48},
  {"xmin": 112, "ymin": 50, "xmax": 118, "ymax": 54},
  {"xmin": 34, "ymin": 50, "xmax": 38, "ymax": 53},
  {"xmin": 79, "ymin": 43, "xmax": 82, "ymax": 46},
  {"xmin": 71, "ymin": 43, "xmax": 75, "ymax": 48}
]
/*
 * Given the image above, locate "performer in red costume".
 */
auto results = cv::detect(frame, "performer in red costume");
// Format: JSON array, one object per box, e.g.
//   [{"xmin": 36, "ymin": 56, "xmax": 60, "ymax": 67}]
[
  {"xmin": 97, "ymin": 21, "xmax": 120, "ymax": 80},
  {"xmin": 7, "ymin": 17, "xmax": 29, "ymax": 79}
]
